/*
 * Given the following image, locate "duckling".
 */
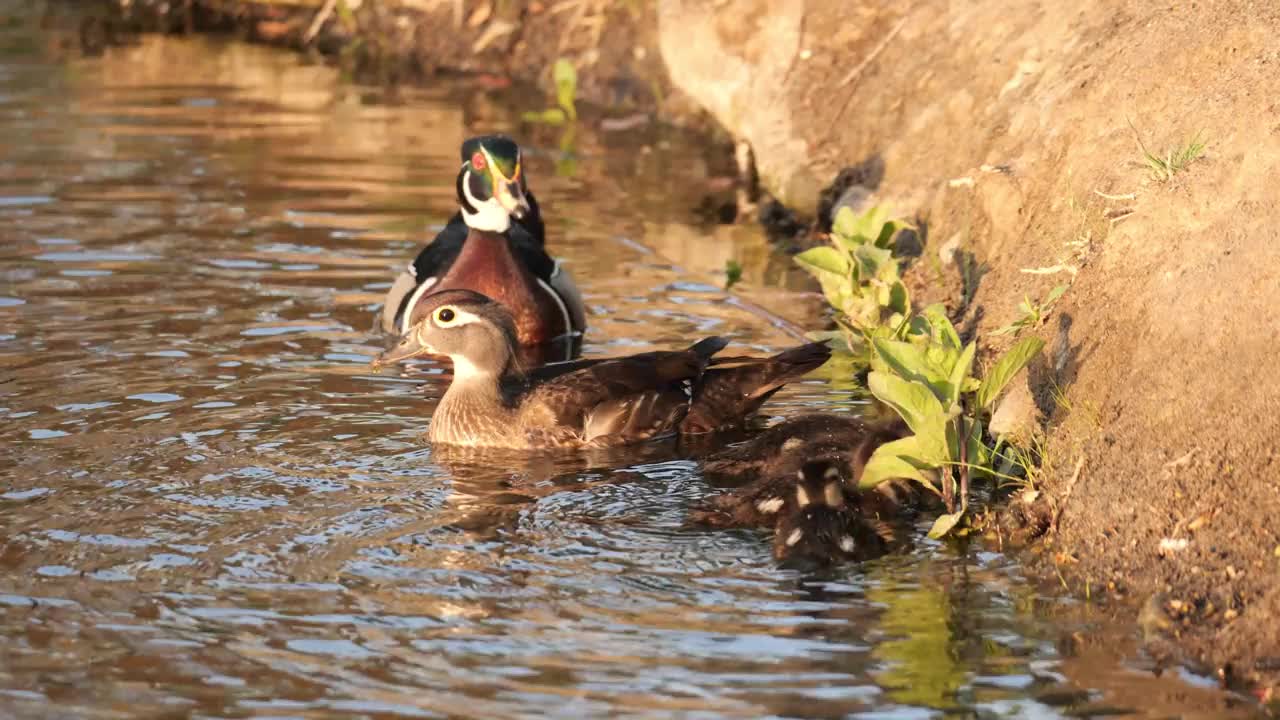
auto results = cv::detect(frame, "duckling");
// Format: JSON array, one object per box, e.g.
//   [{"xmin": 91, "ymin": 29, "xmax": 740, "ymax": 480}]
[
  {"xmin": 772, "ymin": 458, "xmax": 900, "ymax": 566},
  {"xmin": 691, "ymin": 415, "xmax": 914, "ymax": 528},
  {"xmin": 371, "ymin": 289, "xmax": 830, "ymax": 449},
  {"xmin": 380, "ymin": 135, "xmax": 586, "ymax": 346},
  {"xmin": 700, "ymin": 413, "xmax": 909, "ymax": 486}
]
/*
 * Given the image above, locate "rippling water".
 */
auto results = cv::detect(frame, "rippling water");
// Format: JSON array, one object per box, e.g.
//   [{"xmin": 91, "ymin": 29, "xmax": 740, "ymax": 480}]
[{"xmin": 0, "ymin": 7, "xmax": 1256, "ymax": 719}]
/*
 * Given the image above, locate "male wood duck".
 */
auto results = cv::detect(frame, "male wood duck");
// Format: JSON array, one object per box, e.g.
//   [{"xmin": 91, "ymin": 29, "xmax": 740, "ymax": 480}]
[
  {"xmin": 371, "ymin": 289, "xmax": 830, "ymax": 449},
  {"xmin": 379, "ymin": 135, "xmax": 586, "ymax": 347}
]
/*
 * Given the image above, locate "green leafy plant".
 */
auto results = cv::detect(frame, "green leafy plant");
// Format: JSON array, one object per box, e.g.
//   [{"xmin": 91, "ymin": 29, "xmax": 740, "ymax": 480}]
[
  {"xmin": 858, "ymin": 305, "xmax": 1045, "ymax": 538},
  {"xmin": 522, "ymin": 58, "xmax": 578, "ymax": 126},
  {"xmin": 991, "ymin": 284, "xmax": 1067, "ymax": 336},
  {"xmin": 795, "ymin": 206, "xmax": 911, "ymax": 360}
]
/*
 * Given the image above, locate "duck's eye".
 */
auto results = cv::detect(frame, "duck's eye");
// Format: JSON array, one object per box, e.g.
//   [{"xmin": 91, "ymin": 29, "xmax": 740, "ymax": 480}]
[{"xmin": 435, "ymin": 307, "xmax": 456, "ymax": 325}]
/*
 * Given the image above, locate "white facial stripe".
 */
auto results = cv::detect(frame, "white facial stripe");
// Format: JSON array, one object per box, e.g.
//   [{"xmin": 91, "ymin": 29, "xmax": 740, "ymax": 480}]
[
  {"xmin": 786, "ymin": 528, "xmax": 803, "ymax": 547},
  {"xmin": 399, "ymin": 276, "xmax": 439, "ymax": 335},
  {"xmin": 437, "ymin": 307, "xmax": 485, "ymax": 328},
  {"xmin": 438, "ymin": 307, "xmax": 495, "ymax": 383},
  {"xmin": 460, "ymin": 167, "xmax": 511, "ymax": 233}
]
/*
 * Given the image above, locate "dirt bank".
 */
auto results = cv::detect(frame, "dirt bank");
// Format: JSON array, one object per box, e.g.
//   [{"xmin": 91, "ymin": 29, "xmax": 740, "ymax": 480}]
[{"xmin": 92, "ymin": 0, "xmax": 1280, "ymax": 702}]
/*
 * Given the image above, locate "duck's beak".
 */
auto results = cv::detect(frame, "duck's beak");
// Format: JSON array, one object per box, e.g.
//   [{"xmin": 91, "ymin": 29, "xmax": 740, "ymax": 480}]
[
  {"xmin": 372, "ymin": 332, "xmax": 435, "ymax": 369},
  {"xmin": 494, "ymin": 178, "xmax": 531, "ymax": 221}
]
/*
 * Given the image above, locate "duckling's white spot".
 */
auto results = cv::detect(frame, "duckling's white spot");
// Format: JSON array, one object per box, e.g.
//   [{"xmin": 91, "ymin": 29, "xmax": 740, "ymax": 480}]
[
  {"xmin": 839, "ymin": 536, "xmax": 855, "ymax": 553},
  {"xmin": 756, "ymin": 497, "xmax": 784, "ymax": 514},
  {"xmin": 824, "ymin": 481, "xmax": 845, "ymax": 508},
  {"xmin": 786, "ymin": 528, "xmax": 803, "ymax": 546},
  {"xmin": 823, "ymin": 466, "xmax": 842, "ymax": 481},
  {"xmin": 782, "ymin": 438, "xmax": 804, "ymax": 451},
  {"xmin": 795, "ymin": 485, "xmax": 810, "ymax": 507}
]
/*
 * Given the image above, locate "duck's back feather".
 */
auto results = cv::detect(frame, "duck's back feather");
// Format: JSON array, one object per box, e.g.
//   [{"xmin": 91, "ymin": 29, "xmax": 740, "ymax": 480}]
[
  {"xmin": 517, "ymin": 337, "xmax": 728, "ymax": 446},
  {"xmin": 681, "ymin": 342, "xmax": 832, "ymax": 434}
]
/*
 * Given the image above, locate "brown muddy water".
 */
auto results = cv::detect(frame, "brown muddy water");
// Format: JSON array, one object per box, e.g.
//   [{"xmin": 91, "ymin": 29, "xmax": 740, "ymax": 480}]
[{"xmin": 0, "ymin": 8, "xmax": 1259, "ymax": 720}]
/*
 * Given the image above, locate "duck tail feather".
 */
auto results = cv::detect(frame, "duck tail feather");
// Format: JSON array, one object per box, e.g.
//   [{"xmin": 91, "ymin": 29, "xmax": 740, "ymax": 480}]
[{"xmin": 690, "ymin": 336, "xmax": 730, "ymax": 360}]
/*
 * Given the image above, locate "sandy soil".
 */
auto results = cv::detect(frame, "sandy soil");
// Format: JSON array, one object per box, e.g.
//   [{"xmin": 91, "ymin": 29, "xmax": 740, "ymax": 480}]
[{"xmin": 93, "ymin": 0, "xmax": 1280, "ymax": 701}]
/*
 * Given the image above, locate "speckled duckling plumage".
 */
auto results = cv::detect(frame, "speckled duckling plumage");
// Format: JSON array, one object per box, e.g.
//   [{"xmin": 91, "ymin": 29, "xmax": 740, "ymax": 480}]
[
  {"xmin": 691, "ymin": 413, "xmax": 920, "ymax": 566},
  {"xmin": 770, "ymin": 458, "xmax": 902, "ymax": 566},
  {"xmin": 372, "ymin": 290, "xmax": 831, "ymax": 449}
]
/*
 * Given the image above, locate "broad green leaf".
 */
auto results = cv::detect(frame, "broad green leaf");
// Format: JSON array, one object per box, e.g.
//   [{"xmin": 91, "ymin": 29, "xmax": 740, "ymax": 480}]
[
  {"xmin": 1045, "ymin": 284, "xmax": 1069, "ymax": 305},
  {"xmin": 795, "ymin": 246, "xmax": 848, "ymax": 276},
  {"xmin": 867, "ymin": 372, "xmax": 949, "ymax": 462},
  {"xmin": 947, "ymin": 342, "xmax": 976, "ymax": 408},
  {"xmin": 888, "ymin": 280, "xmax": 910, "ymax": 315},
  {"xmin": 876, "ymin": 220, "xmax": 899, "ymax": 249},
  {"xmin": 928, "ymin": 511, "xmax": 964, "ymax": 539},
  {"xmin": 553, "ymin": 59, "xmax": 578, "ymax": 120},
  {"xmin": 795, "ymin": 246, "xmax": 852, "ymax": 308},
  {"xmin": 976, "ymin": 335, "xmax": 1046, "ymax": 411},
  {"xmin": 859, "ymin": 435, "xmax": 935, "ymax": 489},
  {"xmin": 922, "ymin": 304, "xmax": 961, "ymax": 351},
  {"xmin": 853, "ymin": 243, "xmax": 892, "ymax": 279},
  {"xmin": 831, "ymin": 206, "xmax": 861, "ymax": 249},
  {"xmin": 906, "ymin": 314, "xmax": 933, "ymax": 341},
  {"xmin": 873, "ymin": 339, "xmax": 947, "ymax": 391},
  {"xmin": 924, "ymin": 339, "xmax": 960, "ymax": 379},
  {"xmin": 856, "ymin": 206, "xmax": 891, "ymax": 244}
]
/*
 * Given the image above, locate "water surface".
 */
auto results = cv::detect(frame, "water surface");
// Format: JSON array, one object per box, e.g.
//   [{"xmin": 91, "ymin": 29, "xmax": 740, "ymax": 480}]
[{"xmin": 0, "ymin": 9, "xmax": 1255, "ymax": 719}]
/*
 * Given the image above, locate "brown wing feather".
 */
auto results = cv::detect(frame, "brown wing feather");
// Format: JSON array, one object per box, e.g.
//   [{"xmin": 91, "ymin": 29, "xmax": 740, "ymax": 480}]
[
  {"xmin": 681, "ymin": 341, "xmax": 831, "ymax": 434},
  {"xmin": 519, "ymin": 337, "xmax": 727, "ymax": 445}
]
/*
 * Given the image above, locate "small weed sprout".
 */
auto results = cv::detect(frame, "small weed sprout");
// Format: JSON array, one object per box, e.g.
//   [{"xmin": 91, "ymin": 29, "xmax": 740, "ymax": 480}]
[
  {"xmin": 992, "ymin": 284, "xmax": 1068, "ymax": 337},
  {"xmin": 723, "ymin": 259, "xmax": 743, "ymax": 291},
  {"xmin": 1128, "ymin": 119, "xmax": 1206, "ymax": 182}
]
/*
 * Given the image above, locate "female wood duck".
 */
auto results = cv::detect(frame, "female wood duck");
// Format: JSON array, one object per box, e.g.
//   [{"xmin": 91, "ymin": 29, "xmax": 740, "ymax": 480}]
[
  {"xmin": 379, "ymin": 135, "xmax": 586, "ymax": 347},
  {"xmin": 371, "ymin": 289, "xmax": 830, "ymax": 449}
]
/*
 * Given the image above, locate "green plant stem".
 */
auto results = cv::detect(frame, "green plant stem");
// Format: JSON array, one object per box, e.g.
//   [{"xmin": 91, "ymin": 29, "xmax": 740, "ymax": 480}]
[{"xmin": 957, "ymin": 413, "xmax": 969, "ymax": 515}]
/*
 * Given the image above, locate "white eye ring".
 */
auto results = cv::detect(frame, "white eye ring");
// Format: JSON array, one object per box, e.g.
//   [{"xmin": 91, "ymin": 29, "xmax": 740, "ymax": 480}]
[{"xmin": 434, "ymin": 307, "xmax": 459, "ymax": 326}]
